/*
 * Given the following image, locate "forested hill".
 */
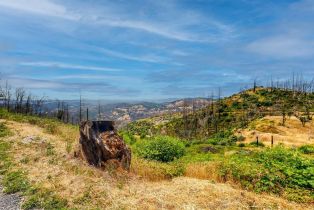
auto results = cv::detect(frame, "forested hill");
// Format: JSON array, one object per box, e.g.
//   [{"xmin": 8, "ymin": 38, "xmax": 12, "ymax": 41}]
[{"xmin": 125, "ymin": 87, "xmax": 314, "ymax": 139}]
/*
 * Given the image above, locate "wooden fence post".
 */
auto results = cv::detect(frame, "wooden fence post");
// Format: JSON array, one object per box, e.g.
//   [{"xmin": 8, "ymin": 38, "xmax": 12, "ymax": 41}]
[
  {"xmin": 256, "ymin": 136, "xmax": 259, "ymax": 146},
  {"xmin": 271, "ymin": 135, "xmax": 274, "ymax": 147}
]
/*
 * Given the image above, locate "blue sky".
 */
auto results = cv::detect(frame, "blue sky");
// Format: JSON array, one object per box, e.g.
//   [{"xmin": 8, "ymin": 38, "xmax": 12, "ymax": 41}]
[{"xmin": 0, "ymin": 0, "xmax": 314, "ymax": 101}]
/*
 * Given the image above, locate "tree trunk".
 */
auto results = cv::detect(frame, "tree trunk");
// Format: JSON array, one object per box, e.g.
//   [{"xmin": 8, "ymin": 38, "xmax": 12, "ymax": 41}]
[{"xmin": 76, "ymin": 121, "xmax": 131, "ymax": 171}]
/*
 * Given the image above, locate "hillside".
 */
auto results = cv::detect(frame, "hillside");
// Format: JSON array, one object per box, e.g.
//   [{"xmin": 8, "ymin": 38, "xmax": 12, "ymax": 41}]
[
  {"xmin": 125, "ymin": 87, "xmax": 314, "ymax": 140},
  {"xmin": 0, "ymin": 117, "xmax": 312, "ymax": 209}
]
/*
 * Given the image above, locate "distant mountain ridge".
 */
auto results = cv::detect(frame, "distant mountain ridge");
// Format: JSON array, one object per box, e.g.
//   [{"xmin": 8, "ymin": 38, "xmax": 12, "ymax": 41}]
[{"xmin": 43, "ymin": 98, "xmax": 211, "ymax": 126}]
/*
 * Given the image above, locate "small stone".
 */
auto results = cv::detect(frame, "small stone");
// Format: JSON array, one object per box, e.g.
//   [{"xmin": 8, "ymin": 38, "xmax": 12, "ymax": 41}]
[{"xmin": 21, "ymin": 135, "xmax": 35, "ymax": 144}]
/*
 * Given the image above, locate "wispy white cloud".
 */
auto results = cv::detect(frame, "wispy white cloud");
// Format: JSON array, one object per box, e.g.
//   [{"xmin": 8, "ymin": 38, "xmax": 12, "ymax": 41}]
[
  {"xmin": 96, "ymin": 19, "xmax": 198, "ymax": 42},
  {"xmin": 2, "ymin": 76, "xmax": 140, "ymax": 96},
  {"xmin": 54, "ymin": 74, "xmax": 142, "ymax": 82},
  {"xmin": 98, "ymin": 48, "xmax": 167, "ymax": 63},
  {"xmin": 247, "ymin": 36, "xmax": 314, "ymax": 58},
  {"xmin": 0, "ymin": 0, "xmax": 234, "ymax": 42},
  {"xmin": 4, "ymin": 76, "xmax": 66, "ymax": 89},
  {"xmin": 0, "ymin": 0, "xmax": 79, "ymax": 20},
  {"xmin": 20, "ymin": 61, "xmax": 121, "ymax": 72}
]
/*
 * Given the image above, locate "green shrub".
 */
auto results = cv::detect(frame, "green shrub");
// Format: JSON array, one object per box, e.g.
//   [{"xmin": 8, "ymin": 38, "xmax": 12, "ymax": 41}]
[
  {"xmin": 208, "ymin": 134, "xmax": 238, "ymax": 146},
  {"xmin": 249, "ymin": 141, "xmax": 265, "ymax": 147},
  {"xmin": 299, "ymin": 145, "xmax": 314, "ymax": 154},
  {"xmin": 136, "ymin": 136, "xmax": 185, "ymax": 162},
  {"xmin": 237, "ymin": 135, "xmax": 245, "ymax": 141},
  {"xmin": 220, "ymin": 146, "xmax": 314, "ymax": 202},
  {"xmin": 121, "ymin": 132, "xmax": 136, "ymax": 145},
  {"xmin": 238, "ymin": 143, "xmax": 246, "ymax": 147}
]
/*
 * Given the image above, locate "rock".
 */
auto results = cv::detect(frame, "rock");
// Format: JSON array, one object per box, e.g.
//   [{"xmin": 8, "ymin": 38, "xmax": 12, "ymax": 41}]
[
  {"xmin": 0, "ymin": 178, "xmax": 21, "ymax": 210},
  {"xmin": 76, "ymin": 121, "xmax": 131, "ymax": 171},
  {"xmin": 21, "ymin": 135, "xmax": 46, "ymax": 144},
  {"xmin": 21, "ymin": 135, "xmax": 36, "ymax": 144}
]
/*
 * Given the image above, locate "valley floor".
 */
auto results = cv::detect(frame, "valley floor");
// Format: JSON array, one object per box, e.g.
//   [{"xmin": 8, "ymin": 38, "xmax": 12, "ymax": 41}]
[{"xmin": 0, "ymin": 119, "xmax": 311, "ymax": 209}]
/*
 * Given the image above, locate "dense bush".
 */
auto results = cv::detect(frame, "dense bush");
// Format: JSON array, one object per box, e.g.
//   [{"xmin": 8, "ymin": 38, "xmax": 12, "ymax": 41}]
[
  {"xmin": 220, "ymin": 146, "xmax": 314, "ymax": 202},
  {"xmin": 299, "ymin": 145, "xmax": 314, "ymax": 154},
  {"xmin": 208, "ymin": 130, "xmax": 238, "ymax": 146},
  {"xmin": 136, "ymin": 136, "xmax": 185, "ymax": 162}
]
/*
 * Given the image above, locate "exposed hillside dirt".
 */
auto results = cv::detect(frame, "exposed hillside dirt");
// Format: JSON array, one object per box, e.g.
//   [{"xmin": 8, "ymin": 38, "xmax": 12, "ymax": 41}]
[
  {"xmin": 1, "ymin": 120, "xmax": 311, "ymax": 209},
  {"xmin": 237, "ymin": 116, "xmax": 314, "ymax": 146}
]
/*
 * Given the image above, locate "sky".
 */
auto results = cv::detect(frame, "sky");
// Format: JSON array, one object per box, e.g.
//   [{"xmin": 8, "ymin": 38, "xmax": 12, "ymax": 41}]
[{"xmin": 0, "ymin": 0, "xmax": 314, "ymax": 101}]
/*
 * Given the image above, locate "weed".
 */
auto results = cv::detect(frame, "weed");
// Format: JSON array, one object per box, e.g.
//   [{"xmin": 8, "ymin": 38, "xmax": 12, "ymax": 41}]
[
  {"xmin": 20, "ymin": 157, "xmax": 30, "ymax": 164},
  {"xmin": 0, "ymin": 122, "xmax": 12, "ymax": 137},
  {"xmin": 0, "ymin": 141, "xmax": 11, "ymax": 174},
  {"xmin": 22, "ymin": 189, "xmax": 68, "ymax": 210},
  {"xmin": 2, "ymin": 170, "xmax": 29, "ymax": 194},
  {"xmin": 117, "ymin": 181, "xmax": 125, "ymax": 189},
  {"xmin": 73, "ymin": 190, "xmax": 92, "ymax": 205},
  {"xmin": 66, "ymin": 141, "xmax": 72, "ymax": 153},
  {"xmin": 299, "ymin": 145, "xmax": 314, "ymax": 154},
  {"xmin": 45, "ymin": 123, "xmax": 59, "ymax": 134},
  {"xmin": 46, "ymin": 143, "xmax": 55, "ymax": 156}
]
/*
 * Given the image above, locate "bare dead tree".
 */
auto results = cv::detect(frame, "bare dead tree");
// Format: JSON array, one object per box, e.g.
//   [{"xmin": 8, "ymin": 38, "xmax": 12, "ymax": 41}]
[
  {"xmin": 182, "ymin": 99, "xmax": 189, "ymax": 138},
  {"xmin": 25, "ymin": 93, "xmax": 32, "ymax": 114},
  {"xmin": 98, "ymin": 100, "xmax": 101, "ymax": 120},
  {"xmin": 15, "ymin": 88, "xmax": 26, "ymax": 113},
  {"xmin": 79, "ymin": 94, "xmax": 82, "ymax": 122},
  {"xmin": 4, "ymin": 81, "xmax": 12, "ymax": 111},
  {"xmin": 253, "ymin": 78, "xmax": 257, "ymax": 92},
  {"xmin": 32, "ymin": 96, "xmax": 46, "ymax": 115}
]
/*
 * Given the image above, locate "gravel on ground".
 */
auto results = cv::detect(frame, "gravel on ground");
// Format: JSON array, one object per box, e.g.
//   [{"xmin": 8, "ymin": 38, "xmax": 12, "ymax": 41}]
[{"xmin": 0, "ymin": 183, "xmax": 21, "ymax": 210}]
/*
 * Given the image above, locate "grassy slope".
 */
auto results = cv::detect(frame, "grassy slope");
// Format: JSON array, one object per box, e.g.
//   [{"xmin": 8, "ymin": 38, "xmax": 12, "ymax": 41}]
[
  {"xmin": 0, "ymin": 110, "xmax": 312, "ymax": 209},
  {"xmin": 238, "ymin": 115, "xmax": 314, "ymax": 146}
]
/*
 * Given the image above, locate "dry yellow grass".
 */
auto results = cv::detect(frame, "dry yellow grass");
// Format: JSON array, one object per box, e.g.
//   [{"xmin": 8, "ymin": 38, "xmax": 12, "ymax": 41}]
[
  {"xmin": 238, "ymin": 116, "xmax": 314, "ymax": 147},
  {"xmin": 1, "ymin": 119, "xmax": 311, "ymax": 209}
]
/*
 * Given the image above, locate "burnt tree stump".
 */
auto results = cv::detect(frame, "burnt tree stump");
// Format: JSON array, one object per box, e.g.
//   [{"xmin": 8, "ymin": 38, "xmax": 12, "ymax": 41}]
[{"xmin": 76, "ymin": 121, "xmax": 131, "ymax": 171}]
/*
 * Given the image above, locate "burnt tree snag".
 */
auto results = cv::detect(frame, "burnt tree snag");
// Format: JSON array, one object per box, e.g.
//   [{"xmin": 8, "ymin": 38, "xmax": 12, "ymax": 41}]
[{"xmin": 77, "ymin": 121, "xmax": 131, "ymax": 171}]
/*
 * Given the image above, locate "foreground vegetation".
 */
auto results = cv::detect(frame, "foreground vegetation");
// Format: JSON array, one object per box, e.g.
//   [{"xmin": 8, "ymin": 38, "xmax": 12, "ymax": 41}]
[
  {"xmin": 0, "ymin": 91, "xmax": 313, "ymax": 208},
  {"xmin": 121, "ymin": 129, "xmax": 314, "ymax": 203}
]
